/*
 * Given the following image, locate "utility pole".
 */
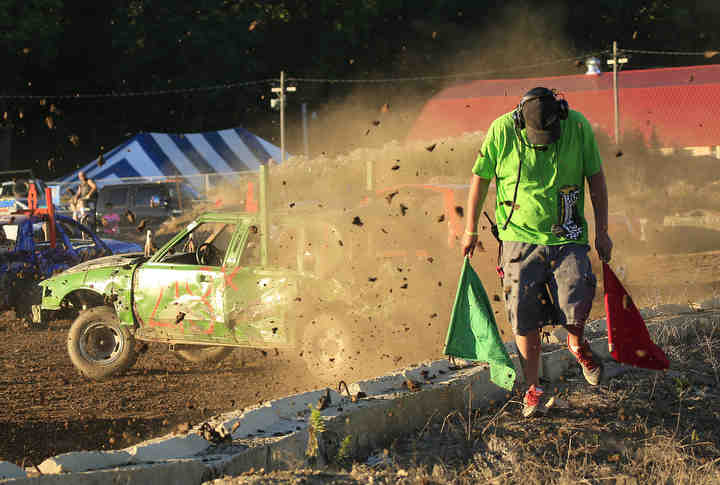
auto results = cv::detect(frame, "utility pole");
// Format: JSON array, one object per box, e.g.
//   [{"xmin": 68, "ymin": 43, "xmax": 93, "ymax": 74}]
[
  {"xmin": 301, "ymin": 103, "xmax": 309, "ymax": 158},
  {"xmin": 271, "ymin": 71, "xmax": 296, "ymax": 164},
  {"xmin": 607, "ymin": 41, "xmax": 628, "ymax": 145}
]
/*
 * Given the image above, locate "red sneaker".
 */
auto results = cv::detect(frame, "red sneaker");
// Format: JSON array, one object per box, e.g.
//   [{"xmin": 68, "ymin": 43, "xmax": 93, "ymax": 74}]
[
  {"xmin": 567, "ymin": 335, "xmax": 603, "ymax": 385},
  {"xmin": 522, "ymin": 384, "xmax": 545, "ymax": 417}
]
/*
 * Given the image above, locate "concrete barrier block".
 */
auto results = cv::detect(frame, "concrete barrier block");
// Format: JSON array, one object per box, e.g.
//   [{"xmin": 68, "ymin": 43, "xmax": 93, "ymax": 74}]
[
  {"xmin": 0, "ymin": 461, "xmax": 26, "ymax": 480},
  {"xmin": 38, "ymin": 450, "xmax": 132, "ymax": 474},
  {"xmin": 266, "ymin": 431, "xmax": 310, "ymax": 470},
  {"xmin": 328, "ymin": 370, "xmax": 507, "ymax": 459},
  {"xmin": 211, "ymin": 445, "xmax": 273, "ymax": 479},
  {"xmin": 698, "ymin": 297, "xmax": 720, "ymax": 310},
  {"xmin": 402, "ymin": 361, "xmax": 453, "ymax": 381},
  {"xmin": 585, "ymin": 318, "xmax": 606, "ymax": 334},
  {"xmin": 504, "ymin": 341, "xmax": 518, "ymax": 355},
  {"xmin": 588, "ymin": 337, "xmax": 611, "ymax": 360},
  {"xmin": 348, "ymin": 373, "xmax": 406, "ymax": 396},
  {"xmin": 126, "ymin": 433, "xmax": 210, "ymax": 463},
  {"xmin": 651, "ymin": 304, "xmax": 694, "ymax": 316},
  {"xmin": 510, "ymin": 355, "xmax": 524, "ymax": 383},
  {"xmin": 224, "ymin": 406, "xmax": 277, "ymax": 439},
  {"xmin": 639, "ymin": 308, "xmax": 661, "ymax": 319},
  {"xmin": 7, "ymin": 461, "xmax": 207, "ymax": 485},
  {"xmin": 541, "ymin": 349, "xmax": 573, "ymax": 380},
  {"xmin": 269, "ymin": 389, "xmax": 342, "ymax": 418},
  {"xmin": 546, "ymin": 327, "xmax": 568, "ymax": 345}
]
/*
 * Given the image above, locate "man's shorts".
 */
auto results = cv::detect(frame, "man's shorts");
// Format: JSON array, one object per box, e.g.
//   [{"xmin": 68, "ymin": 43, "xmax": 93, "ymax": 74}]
[{"xmin": 500, "ymin": 241, "xmax": 596, "ymax": 336}]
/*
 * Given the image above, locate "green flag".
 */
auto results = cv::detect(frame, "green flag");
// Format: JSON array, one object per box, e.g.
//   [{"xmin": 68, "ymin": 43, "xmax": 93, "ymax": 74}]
[{"xmin": 444, "ymin": 257, "xmax": 516, "ymax": 391}]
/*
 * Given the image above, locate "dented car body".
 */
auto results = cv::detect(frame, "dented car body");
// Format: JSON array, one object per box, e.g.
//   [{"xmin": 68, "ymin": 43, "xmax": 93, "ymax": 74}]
[
  {"xmin": 39, "ymin": 210, "xmax": 357, "ymax": 380},
  {"xmin": 0, "ymin": 212, "xmax": 142, "ymax": 320}
]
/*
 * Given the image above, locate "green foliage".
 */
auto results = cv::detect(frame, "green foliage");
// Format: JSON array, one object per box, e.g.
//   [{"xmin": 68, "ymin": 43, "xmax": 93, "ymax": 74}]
[
  {"xmin": 306, "ymin": 403, "xmax": 326, "ymax": 459},
  {"xmin": 309, "ymin": 403, "xmax": 326, "ymax": 434},
  {"xmin": 0, "ymin": 0, "xmax": 63, "ymax": 68},
  {"xmin": 335, "ymin": 434, "xmax": 353, "ymax": 465}
]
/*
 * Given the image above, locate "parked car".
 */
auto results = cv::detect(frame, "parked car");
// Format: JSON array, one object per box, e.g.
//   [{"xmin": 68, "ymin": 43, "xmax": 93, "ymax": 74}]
[
  {"xmin": 0, "ymin": 170, "xmax": 50, "ymax": 216},
  {"xmin": 0, "ymin": 212, "xmax": 142, "ymax": 322},
  {"xmin": 95, "ymin": 180, "xmax": 204, "ymax": 233}
]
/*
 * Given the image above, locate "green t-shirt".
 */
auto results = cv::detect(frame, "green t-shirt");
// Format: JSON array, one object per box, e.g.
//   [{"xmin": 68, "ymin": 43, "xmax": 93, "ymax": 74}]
[{"xmin": 472, "ymin": 110, "xmax": 602, "ymax": 245}]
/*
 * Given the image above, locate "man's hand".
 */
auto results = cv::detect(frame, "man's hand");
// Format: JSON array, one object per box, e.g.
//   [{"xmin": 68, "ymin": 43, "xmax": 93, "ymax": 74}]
[
  {"xmin": 595, "ymin": 232, "xmax": 613, "ymax": 263},
  {"xmin": 461, "ymin": 232, "xmax": 484, "ymax": 258}
]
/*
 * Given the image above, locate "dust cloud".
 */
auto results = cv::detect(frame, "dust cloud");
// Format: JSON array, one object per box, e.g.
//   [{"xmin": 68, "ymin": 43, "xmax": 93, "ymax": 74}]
[
  {"xmin": 157, "ymin": 3, "xmax": 720, "ymax": 387},
  {"xmin": 158, "ymin": 131, "xmax": 504, "ymax": 386},
  {"xmin": 168, "ymin": 128, "xmax": 720, "ymax": 388}
]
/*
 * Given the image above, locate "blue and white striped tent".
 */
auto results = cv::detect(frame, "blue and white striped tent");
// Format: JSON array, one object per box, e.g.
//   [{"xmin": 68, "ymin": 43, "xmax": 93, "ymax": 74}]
[{"xmin": 56, "ymin": 127, "xmax": 284, "ymax": 185}]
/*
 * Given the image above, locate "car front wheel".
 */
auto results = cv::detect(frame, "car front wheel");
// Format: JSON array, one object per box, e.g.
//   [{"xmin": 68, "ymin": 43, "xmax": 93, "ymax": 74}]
[
  {"xmin": 173, "ymin": 345, "xmax": 234, "ymax": 364},
  {"xmin": 67, "ymin": 306, "xmax": 137, "ymax": 381}
]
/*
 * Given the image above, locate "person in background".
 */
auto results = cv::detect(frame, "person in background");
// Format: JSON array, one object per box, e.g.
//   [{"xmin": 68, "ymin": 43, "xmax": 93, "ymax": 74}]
[
  {"xmin": 461, "ymin": 87, "xmax": 613, "ymax": 417},
  {"xmin": 70, "ymin": 171, "xmax": 98, "ymax": 223}
]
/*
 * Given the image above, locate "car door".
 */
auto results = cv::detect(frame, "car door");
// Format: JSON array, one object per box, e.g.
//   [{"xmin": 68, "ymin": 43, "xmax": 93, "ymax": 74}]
[
  {"xmin": 133, "ymin": 220, "xmax": 237, "ymax": 344},
  {"xmin": 222, "ymin": 223, "xmax": 298, "ymax": 349}
]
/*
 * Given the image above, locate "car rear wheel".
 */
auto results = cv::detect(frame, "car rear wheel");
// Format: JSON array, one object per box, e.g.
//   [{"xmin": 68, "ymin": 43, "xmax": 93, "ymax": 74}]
[
  {"xmin": 173, "ymin": 345, "xmax": 234, "ymax": 364},
  {"xmin": 300, "ymin": 312, "xmax": 360, "ymax": 381},
  {"xmin": 67, "ymin": 306, "xmax": 137, "ymax": 381}
]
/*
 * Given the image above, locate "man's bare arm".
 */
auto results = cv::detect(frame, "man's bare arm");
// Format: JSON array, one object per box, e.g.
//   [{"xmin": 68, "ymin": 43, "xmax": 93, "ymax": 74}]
[
  {"xmin": 461, "ymin": 174, "xmax": 491, "ymax": 257},
  {"xmin": 587, "ymin": 168, "xmax": 612, "ymax": 262},
  {"xmin": 85, "ymin": 179, "xmax": 98, "ymax": 199}
]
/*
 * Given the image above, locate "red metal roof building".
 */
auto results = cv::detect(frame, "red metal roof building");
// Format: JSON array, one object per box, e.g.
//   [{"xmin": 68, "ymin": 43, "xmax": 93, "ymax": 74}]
[{"xmin": 408, "ymin": 64, "xmax": 720, "ymax": 149}]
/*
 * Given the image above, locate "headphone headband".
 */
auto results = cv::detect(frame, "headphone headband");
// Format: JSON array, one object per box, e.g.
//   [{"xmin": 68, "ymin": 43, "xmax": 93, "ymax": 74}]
[{"xmin": 512, "ymin": 87, "xmax": 569, "ymax": 136}]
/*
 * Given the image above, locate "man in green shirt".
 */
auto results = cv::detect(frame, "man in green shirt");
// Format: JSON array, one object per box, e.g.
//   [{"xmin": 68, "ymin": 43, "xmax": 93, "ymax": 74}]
[{"xmin": 462, "ymin": 87, "xmax": 613, "ymax": 417}]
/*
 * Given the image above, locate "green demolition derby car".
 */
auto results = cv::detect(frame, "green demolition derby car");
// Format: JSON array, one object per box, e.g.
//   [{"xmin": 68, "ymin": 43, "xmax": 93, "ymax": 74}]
[{"xmin": 38, "ymin": 211, "xmax": 361, "ymax": 381}]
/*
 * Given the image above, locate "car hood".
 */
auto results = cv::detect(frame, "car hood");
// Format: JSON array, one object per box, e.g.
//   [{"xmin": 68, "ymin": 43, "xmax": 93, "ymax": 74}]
[{"xmin": 60, "ymin": 252, "xmax": 146, "ymax": 274}]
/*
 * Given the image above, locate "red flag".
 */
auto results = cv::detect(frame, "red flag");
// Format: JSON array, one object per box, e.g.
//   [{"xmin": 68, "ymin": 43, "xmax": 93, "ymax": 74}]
[{"xmin": 603, "ymin": 263, "xmax": 669, "ymax": 370}]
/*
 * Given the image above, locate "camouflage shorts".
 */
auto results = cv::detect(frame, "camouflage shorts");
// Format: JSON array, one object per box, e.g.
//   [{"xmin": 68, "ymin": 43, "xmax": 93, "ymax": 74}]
[{"xmin": 500, "ymin": 241, "xmax": 597, "ymax": 337}]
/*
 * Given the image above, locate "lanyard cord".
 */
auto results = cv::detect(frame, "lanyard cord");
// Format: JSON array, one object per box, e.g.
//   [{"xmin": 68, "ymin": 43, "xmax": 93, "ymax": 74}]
[
  {"xmin": 502, "ymin": 156, "xmax": 523, "ymax": 231},
  {"xmin": 503, "ymin": 124, "xmax": 559, "ymax": 231}
]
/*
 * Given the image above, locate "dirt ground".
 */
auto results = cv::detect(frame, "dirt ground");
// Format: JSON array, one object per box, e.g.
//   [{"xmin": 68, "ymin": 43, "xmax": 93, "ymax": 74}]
[{"xmin": 0, "ymin": 248, "xmax": 719, "ymax": 469}]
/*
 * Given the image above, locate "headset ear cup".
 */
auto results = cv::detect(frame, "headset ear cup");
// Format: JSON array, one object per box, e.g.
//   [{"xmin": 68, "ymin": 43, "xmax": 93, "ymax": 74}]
[
  {"xmin": 513, "ymin": 107, "xmax": 525, "ymax": 130},
  {"xmin": 558, "ymin": 99, "xmax": 569, "ymax": 120}
]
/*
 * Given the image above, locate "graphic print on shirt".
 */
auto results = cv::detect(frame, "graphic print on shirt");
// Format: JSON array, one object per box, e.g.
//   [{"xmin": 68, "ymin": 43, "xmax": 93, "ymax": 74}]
[{"xmin": 557, "ymin": 185, "xmax": 582, "ymax": 240}]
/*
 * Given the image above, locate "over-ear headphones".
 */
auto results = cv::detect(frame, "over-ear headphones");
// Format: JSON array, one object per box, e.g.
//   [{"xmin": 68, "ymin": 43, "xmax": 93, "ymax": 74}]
[{"xmin": 512, "ymin": 87, "xmax": 569, "ymax": 131}]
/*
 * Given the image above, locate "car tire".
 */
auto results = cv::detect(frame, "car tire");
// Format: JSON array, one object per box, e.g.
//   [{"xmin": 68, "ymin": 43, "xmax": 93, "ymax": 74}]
[
  {"xmin": 173, "ymin": 345, "xmax": 234, "ymax": 364},
  {"xmin": 67, "ymin": 306, "xmax": 137, "ymax": 381},
  {"xmin": 300, "ymin": 311, "xmax": 360, "ymax": 381}
]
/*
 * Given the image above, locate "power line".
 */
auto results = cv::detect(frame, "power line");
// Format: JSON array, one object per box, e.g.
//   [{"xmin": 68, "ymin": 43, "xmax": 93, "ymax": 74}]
[
  {"xmin": 623, "ymin": 48, "xmax": 720, "ymax": 57},
  {"xmin": 0, "ymin": 51, "xmax": 610, "ymax": 101},
  {"xmin": 0, "ymin": 48, "xmax": 716, "ymax": 100},
  {"xmin": 0, "ymin": 79, "xmax": 276, "ymax": 101},
  {"xmin": 287, "ymin": 51, "xmax": 611, "ymax": 84}
]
